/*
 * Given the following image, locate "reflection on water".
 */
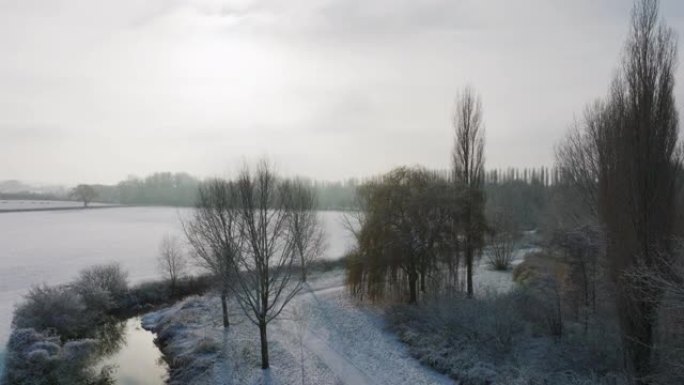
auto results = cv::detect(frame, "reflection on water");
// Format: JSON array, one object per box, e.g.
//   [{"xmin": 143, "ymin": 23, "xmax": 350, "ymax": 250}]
[
  {"xmin": 95, "ymin": 321, "xmax": 127, "ymax": 356},
  {"xmin": 1, "ymin": 317, "xmax": 167, "ymax": 384},
  {"xmin": 97, "ymin": 317, "xmax": 168, "ymax": 385}
]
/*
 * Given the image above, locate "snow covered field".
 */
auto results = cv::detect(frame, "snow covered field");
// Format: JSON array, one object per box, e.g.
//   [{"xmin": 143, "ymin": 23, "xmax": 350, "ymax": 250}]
[
  {"xmin": 143, "ymin": 270, "xmax": 455, "ymax": 385},
  {"xmin": 0, "ymin": 207, "xmax": 352, "ymax": 376}
]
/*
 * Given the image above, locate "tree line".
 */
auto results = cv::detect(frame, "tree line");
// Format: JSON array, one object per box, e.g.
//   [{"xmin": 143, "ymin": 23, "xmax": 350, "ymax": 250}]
[
  {"xmin": 81, "ymin": 172, "xmax": 360, "ymax": 210},
  {"xmin": 554, "ymin": 0, "xmax": 682, "ymax": 381},
  {"xmin": 345, "ymin": 1, "xmax": 684, "ymax": 383}
]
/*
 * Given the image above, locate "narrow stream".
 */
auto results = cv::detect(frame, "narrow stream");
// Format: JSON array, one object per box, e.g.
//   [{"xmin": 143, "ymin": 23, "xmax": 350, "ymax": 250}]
[{"xmin": 97, "ymin": 317, "xmax": 168, "ymax": 385}]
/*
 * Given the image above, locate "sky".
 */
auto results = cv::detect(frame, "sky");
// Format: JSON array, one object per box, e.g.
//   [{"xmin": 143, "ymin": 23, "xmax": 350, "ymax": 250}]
[{"xmin": 2, "ymin": 0, "xmax": 684, "ymax": 186}]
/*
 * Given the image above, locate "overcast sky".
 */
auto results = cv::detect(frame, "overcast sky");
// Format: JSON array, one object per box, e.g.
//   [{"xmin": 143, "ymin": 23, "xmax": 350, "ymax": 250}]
[{"xmin": 2, "ymin": 0, "xmax": 684, "ymax": 185}]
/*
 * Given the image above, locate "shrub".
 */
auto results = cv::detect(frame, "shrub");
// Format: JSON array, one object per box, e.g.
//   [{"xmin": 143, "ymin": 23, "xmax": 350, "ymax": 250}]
[
  {"xmin": 512, "ymin": 252, "xmax": 552, "ymax": 284},
  {"xmin": 387, "ymin": 289, "xmax": 627, "ymax": 385},
  {"xmin": 118, "ymin": 274, "xmax": 214, "ymax": 314},
  {"xmin": 12, "ymin": 285, "xmax": 91, "ymax": 339},
  {"xmin": 12, "ymin": 264, "xmax": 132, "ymax": 340},
  {"xmin": 2, "ymin": 328, "xmax": 113, "ymax": 385},
  {"xmin": 487, "ymin": 231, "xmax": 517, "ymax": 271},
  {"xmin": 486, "ymin": 244, "xmax": 515, "ymax": 271},
  {"xmin": 73, "ymin": 263, "xmax": 128, "ymax": 313}
]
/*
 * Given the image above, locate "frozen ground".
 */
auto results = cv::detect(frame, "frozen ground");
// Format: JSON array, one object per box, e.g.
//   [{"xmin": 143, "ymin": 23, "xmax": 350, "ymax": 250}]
[
  {"xmin": 143, "ymin": 270, "xmax": 455, "ymax": 385},
  {"xmin": 141, "ymin": 247, "xmax": 536, "ymax": 385},
  {"xmin": 474, "ymin": 247, "xmax": 537, "ymax": 295}
]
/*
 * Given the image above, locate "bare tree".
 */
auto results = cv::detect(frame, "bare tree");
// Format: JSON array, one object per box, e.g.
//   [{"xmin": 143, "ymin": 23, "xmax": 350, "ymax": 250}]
[
  {"xmin": 555, "ymin": 104, "xmax": 603, "ymax": 221},
  {"xmin": 599, "ymin": 1, "xmax": 680, "ymax": 380},
  {"xmin": 231, "ymin": 161, "xmax": 306, "ymax": 369},
  {"xmin": 70, "ymin": 184, "xmax": 97, "ymax": 207},
  {"xmin": 452, "ymin": 86, "xmax": 486, "ymax": 298},
  {"xmin": 627, "ymin": 248, "xmax": 684, "ymax": 384},
  {"xmin": 157, "ymin": 234, "xmax": 187, "ymax": 294},
  {"xmin": 285, "ymin": 178, "xmax": 326, "ymax": 282},
  {"xmin": 554, "ymin": 226, "xmax": 603, "ymax": 333},
  {"xmin": 487, "ymin": 205, "xmax": 518, "ymax": 271},
  {"xmin": 183, "ymin": 179, "xmax": 241, "ymax": 328},
  {"xmin": 556, "ymin": 1, "xmax": 681, "ymax": 380}
]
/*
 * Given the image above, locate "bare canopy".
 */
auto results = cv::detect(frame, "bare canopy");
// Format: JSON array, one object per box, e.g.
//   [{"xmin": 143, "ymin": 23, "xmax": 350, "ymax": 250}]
[{"xmin": 452, "ymin": 86, "xmax": 486, "ymax": 298}]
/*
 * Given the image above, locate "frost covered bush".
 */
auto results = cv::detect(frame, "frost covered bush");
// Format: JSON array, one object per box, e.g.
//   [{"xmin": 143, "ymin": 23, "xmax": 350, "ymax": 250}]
[
  {"xmin": 124, "ymin": 280, "xmax": 167, "ymax": 309},
  {"xmin": 12, "ymin": 264, "xmax": 132, "ymax": 340},
  {"xmin": 73, "ymin": 263, "xmax": 128, "ymax": 313},
  {"xmin": 1, "ymin": 328, "xmax": 113, "ymax": 385},
  {"xmin": 12, "ymin": 267, "xmax": 128, "ymax": 339},
  {"xmin": 12, "ymin": 284, "xmax": 92, "ymax": 339},
  {"xmin": 387, "ymin": 289, "xmax": 628, "ymax": 385},
  {"xmin": 119, "ymin": 274, "xmax": 214, "ymax": 312},
  {"xmin": 4, "ymin": 263, "xmax": 212, "ymax": 384}
]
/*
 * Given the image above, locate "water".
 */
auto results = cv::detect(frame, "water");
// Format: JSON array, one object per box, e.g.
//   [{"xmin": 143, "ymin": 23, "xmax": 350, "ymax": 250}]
[
  {"xmin": 97, "ymin": 317, "xmax": 168, "ymax": 385},
  {"xmin": 0, "ymin": 206, "xmax": 353, "ymax": 377}
]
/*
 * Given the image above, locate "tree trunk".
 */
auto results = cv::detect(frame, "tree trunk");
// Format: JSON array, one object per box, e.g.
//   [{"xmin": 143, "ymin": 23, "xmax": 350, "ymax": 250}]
[
  {"xmin": 408, "ymin": 271, "xmax": 418, "ymax": 304},
  {"xmin": 466, "ymin": 243, "xmax": 474, "ymax": 298},
  {"xmin": 580, "ymin": 261, "xmax": 589, "ymax": 334},
  {"xmin": 220, "ymin": 291, "xmax": 230, "ymax": 328},
  {"xmin": 618, "ymin": 290, "xmax": 656, "ymax": 384},
  {"xmin": 259, "ymin": 321, "xmax": 269, "ymax": 369},
  {"xmin": 301, "ymin": 260, "xmax": 307, "ymax": 283}
]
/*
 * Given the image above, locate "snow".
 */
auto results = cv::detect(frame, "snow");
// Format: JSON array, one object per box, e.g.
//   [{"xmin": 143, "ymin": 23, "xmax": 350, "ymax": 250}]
[
  {"xmin": 474, "ymin": 247, "xmax": 539, "ymax": 295},
  {"xmin": 137, "ymin": 246, "xmax": 539, "ymax": 385},
  {"xmin": 143, "ymin": 270, "xmax": 455, "ymax": 385},
  {"xmin": 0, "ymin": 207, "xmax": 353, "ymax": 361},
  {"xmin": 290, "ymin": 275, "xmax": 453, "ymax": 385}
]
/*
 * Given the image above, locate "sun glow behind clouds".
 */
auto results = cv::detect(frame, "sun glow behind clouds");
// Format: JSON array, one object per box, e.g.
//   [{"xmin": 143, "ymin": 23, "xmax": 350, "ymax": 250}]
[{"xmin": 1, "ymin": 0, "xmax": 683, "ymax": 184}]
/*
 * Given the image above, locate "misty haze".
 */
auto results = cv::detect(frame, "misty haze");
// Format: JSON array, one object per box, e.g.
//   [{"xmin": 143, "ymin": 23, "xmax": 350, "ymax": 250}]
[{"xmin": 2, "ymin": 1, "xmax": 684, "ymax": 385}]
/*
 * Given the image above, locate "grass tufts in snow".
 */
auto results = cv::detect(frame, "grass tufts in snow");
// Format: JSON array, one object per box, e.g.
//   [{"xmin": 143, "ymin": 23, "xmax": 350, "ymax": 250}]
[{"xmin": 387, "ymin": 290, "xmax": 630, "ymax": 385}]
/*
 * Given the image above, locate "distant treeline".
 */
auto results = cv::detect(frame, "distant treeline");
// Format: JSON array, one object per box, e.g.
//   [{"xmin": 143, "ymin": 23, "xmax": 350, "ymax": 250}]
[
  {"xmin": 88, "ymin": 172, "xmax": 362, "ymax": 211},
  {"xmin": 93, "ymin": 172, "xmax": 199, "ymax": 207},
  {"xmin": 0, "ymin": 191, "xmax": 62, "ymax": 201},
  {"xmin": 1, "ymin": 168, "xmax": 554, "ymax": 224},
  {"xmin": 0, "ymin": 169, "xmax": 554, "ymax": 226}
]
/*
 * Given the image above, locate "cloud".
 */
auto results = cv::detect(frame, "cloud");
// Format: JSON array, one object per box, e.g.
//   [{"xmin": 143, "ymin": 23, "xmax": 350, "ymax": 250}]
[{"xmin": 1, "ymin": 0, "xmax": 684, "ymax": 184}]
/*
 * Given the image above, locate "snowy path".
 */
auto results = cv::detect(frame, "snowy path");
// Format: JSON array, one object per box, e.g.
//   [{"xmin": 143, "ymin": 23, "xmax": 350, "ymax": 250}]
[
  {"xmin": 147, "ymin": 270, "xmax": 457, "ymax": 385},
  {"xmin": 271, "ymin": 277, "xmax": 455, "ymax": 385},
  {"xmin": 272, "ymin": 323, "xmax": 374, "ymax": 385}
]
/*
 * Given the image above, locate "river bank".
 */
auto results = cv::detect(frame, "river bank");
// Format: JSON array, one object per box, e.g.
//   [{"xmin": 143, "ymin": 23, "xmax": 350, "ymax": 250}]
[
  {"xmin": 1, "ymin": 265, "xmax": 211, "ymax": 385},
  {"xmin": 142, "ymin": 268, "xmax": 454, "ymax": 385}
]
